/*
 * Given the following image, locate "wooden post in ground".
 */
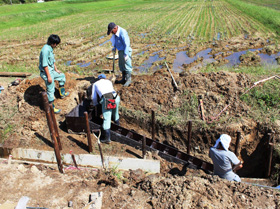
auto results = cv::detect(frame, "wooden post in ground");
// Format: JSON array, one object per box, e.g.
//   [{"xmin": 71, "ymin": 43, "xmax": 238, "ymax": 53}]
[
  {"xmin": 49, "ymin": 104, "xmax": 62, "ymax": 150},
  {"xmin": 84, "ymin": 112, "xmax": 93, "ymax": 153},
  {"xmin": 142, "ymin": 136, "xmax": 146, "ymax": 159},
  {"xmin": 266, "ymin": 133, "xmax": 274, "ymax": 178},
  {"xmin": 42, "ymin": 92, "xmax": 63, "ymax": 173},
  {"xmin": 151, "ymin": 110, "xmax": 155, "ymax": 140},
  {"xmin": 187, "ymin": 121, "xmax": 192, "ymax": 155},
  {"xmin": 235, "ymin": 131, "xmax": 241, "ymax": 156}
]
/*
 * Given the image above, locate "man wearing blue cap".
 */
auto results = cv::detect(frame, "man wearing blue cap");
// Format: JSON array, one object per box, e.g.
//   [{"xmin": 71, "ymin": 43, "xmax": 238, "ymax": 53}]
[
  {"xmin": 209, "ymin": 134, "xmax": 243, "ymax": 182},
  {"xmin": 107, "ymin": 22, "xmax": 133, "ymax": 86},
  {"xmin": 92, "ymin": 74, "xmax": 120, "ymax": 143}
]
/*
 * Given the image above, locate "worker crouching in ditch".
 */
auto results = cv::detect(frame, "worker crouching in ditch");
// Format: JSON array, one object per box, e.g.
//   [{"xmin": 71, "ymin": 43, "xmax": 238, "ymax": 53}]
[
  {"xmin": 39, "ymin": 34, "xmax": 69, "ymax": 113},
  {"xmin": 209, "ymin": 134, "xmax": 243, "ymax": 182},
  {"xmin": 107, "ymin": 22, "xmax": 133, "ymax": 86},
  {"xmin": 92, "ymin": 74, "xmax": 120, "ymax": 144}
]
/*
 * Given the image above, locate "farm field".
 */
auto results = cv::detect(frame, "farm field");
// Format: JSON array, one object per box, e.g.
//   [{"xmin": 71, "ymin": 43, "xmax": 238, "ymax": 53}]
[{"xmin": 0, "ymin": 0, "xmax": 280, "ymax": 208}]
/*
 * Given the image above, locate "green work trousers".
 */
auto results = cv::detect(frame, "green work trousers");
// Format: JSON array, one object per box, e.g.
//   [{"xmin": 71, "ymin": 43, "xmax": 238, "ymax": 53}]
[
  {"xmin": 40, "ymin": 70, "xmax": 66, "ymax": 102},
  {"xmin": 118, "ymin": 50, "xmax": 132, "ymax": 73},
  {"xmin": 100, "ymin": 94, "xmax": 120, "ymax": 130}
]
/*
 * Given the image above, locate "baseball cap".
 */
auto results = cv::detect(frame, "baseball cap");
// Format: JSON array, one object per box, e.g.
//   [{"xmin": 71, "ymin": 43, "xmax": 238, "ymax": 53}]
[
  {"xmin": 107, "ymin": 22, "xmax": 116, "ymax": 35},
  {"xmin": 98, "ymin": 74, "xmax": 106, "ymax": 79}
]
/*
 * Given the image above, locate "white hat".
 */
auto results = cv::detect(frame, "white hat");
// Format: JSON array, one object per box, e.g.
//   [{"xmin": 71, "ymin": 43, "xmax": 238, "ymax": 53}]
[{"xmin": 213, "ymin": 134, "xmax": 231, "ymax": 151}]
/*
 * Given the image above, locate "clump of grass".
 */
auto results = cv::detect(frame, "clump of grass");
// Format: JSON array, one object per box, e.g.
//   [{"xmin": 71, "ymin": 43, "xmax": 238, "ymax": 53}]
[
  {"xmin": 0, "ymin": 101, "xmax": 17, "ymax": 143},
  {"xmin": 240, "ymin": 80, "xmax": 280, "ymax": 123},
  {"xmin": 106, "ymin": 164, "xmax": 123, "ymax": 181}
]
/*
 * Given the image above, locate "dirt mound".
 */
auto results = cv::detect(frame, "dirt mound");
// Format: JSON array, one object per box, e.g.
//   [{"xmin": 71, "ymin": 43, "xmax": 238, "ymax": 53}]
[
  {"xmin": 0, "ymin": 162, "xmax": 279, "ymax": 208},
  {"xmin": 118, "ymin": 70, "xmax": 251, "ymax": 118}
]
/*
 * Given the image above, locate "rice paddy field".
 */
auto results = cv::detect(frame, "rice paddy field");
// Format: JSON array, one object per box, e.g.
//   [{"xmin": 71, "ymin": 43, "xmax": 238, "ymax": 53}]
[{"xmin": 0, "ymin": 0, "xmax": 279, "ymax": 74}]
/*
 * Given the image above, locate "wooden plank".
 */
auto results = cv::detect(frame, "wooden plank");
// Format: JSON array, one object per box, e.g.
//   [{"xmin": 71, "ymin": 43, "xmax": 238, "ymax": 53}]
[{"xmin": 0, "ymin": 72, "xmax": 32, "ymax": 77}]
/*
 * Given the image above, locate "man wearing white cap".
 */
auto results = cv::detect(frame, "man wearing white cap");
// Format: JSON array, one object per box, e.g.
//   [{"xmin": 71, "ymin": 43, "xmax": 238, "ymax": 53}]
[
  {"xmin": 209, "ymin": 134, "xmax": 243, "ymax": 182},
  {"xmin": 92, "ymin": 74, "xmax": 120, "ymax": 143}
]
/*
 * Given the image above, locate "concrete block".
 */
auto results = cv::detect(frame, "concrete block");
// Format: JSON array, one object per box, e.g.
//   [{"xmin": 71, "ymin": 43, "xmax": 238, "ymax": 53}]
[{"xmin": 11, "ymin": 148, "xmax": 160, "ymax": 173}]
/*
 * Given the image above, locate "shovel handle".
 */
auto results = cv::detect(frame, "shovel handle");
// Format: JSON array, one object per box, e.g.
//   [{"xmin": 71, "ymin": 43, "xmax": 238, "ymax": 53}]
[{"xmin": 113, "ymin": 51, "xmax": 115, "ymax": 73}]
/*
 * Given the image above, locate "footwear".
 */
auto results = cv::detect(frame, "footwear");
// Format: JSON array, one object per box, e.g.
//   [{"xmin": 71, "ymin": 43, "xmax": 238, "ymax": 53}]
[
  {"xmin": 100, "ymin": 129, "xmax": 111, "ymax": 144},
  {"xmin": 52, "ymin": 103, "xmax": 61, "ymax": 114},
  {"xmin": 115, "ymin": 119, "xmax": 120, "ymax": 126},
  {"xmin": 123, "ymin": 72, "xmax": 131, "ymax": 87},
  {"xmin": 59, "ymin": 86, "xmax": 69, "ymax": 99},
  {"xmin": 115, "ymin": 72, "xmax": 126, "ymax": 84}
]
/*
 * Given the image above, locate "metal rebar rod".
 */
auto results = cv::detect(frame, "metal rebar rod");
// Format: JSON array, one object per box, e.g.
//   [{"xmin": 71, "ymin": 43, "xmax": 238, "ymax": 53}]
[
  {"xmin": 187, "ymin": 121, "xmax": 192, "ymax": 155},
  {"xmin": 235, "ymin": 131, "xmax": 241, "ymax": 156},
  {"xmin": 49, "ymin": 104, "xmax": 62, "ymax": 150},
  {"xmin": 70, "ymin": 150, "xmax": 78, "ymax": 169},
  {"xmin": 84, "ymin": 112, "xmax": 93, "ymax": 153},
  {"xmin": 266, "ymin": 133, "xmax": 274, "ymax": 177},
  {"xmin": 42, "ymin": 92, "xmax": 63, "ymax": 173},
  {"xmin": 142, "ymin": 136, "xmax": 146, "ymax": 159},
  {"xmin": 151, "ymin": 110, "xmax": 155, "ymax": 140},
  {"xmin": 165, "ymin": 61, "xmax": 178, "ymax": 90}
]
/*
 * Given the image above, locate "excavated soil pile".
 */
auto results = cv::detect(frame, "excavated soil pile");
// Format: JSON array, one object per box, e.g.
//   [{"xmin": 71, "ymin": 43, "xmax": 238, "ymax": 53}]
[{"xmin": 0, "ymin": 163, "xmax": 279, "ymax": 208}]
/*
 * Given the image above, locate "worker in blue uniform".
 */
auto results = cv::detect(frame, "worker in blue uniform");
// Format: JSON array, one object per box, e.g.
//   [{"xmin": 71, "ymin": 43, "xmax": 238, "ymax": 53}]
[{"xmin": 107, "ymin": 22, "xmax": 133, "ymax": 86}]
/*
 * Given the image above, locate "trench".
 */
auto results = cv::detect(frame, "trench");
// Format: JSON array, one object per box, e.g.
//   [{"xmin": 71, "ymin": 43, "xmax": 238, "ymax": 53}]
[
  {"xmin": 116, "ymin": 105, "xmax": 279, "ymax": 187},
  {"xmin": 64, "ymin": 100, "xmax": 279, "ymax": 187},
  {"xmin": 0, "ymin": 100, "xmax": 278, "ymax": 188}
]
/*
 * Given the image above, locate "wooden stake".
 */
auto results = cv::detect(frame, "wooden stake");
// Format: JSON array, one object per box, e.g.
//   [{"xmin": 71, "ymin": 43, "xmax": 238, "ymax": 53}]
[
  {"xmin": 187, "ymin": 121, "xmax": 192, "ymax": 155},
  {"xmin": 84, "ymin": 112, "xmax": 93, "ymax": 153},
  {"xmin": 42, "ymin": 92, "xmax": 63, "ymax": 173}
]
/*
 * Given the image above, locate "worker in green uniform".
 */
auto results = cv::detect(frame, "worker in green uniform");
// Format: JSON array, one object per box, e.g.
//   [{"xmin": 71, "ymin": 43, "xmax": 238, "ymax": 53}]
[{"xmin": 39, "ymin": 34, "xmax": 69, "ymax": 113}]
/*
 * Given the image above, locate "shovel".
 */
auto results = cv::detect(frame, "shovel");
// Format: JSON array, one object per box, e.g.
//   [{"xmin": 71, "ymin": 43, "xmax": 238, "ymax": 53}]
[
  {"xmin": 112, "ymin": 50, "xmax": 115, "ymax": 73},
  {"xmin": 104, "ymin": 50, "xmax": 116, "ymax": 74},
  {"xmin": 93, "ymin": 130, "xmax": 105, "ymax": 170}
]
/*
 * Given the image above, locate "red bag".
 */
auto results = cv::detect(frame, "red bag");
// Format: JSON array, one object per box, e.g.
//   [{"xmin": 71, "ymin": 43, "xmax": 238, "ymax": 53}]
[{"xmin": 105, "ymin": 98, "xmax": 116, "ymax": 110}]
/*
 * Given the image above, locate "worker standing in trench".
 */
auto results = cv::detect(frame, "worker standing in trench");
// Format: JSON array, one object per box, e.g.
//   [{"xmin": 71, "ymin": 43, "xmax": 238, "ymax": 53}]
[
  {"xmin": 107, "ymin": 22, "xmax": 133, "ymax": 86},
  {"xmin": 39, "ymin": 34, "xmax": 69, "ymax": 113},
  {"xmin": 91, "ymin": 74, "xmax": 120, "ymax": 143},
  {"xmin": 209, "ymin": 134, "xmax": 243, "ymax": 182}
]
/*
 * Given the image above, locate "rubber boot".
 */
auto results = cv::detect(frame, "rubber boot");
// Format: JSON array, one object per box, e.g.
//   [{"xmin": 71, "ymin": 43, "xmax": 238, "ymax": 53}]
[
  {"xmin": 123, "ymin": 72, "xmax": 131, "ymax": 87},
  {"xmin": 50, "ymin": 102, "xmax": 61, "ymax": 114},
  {"xmin": 115, "ymin": 119, "xmax": 120, "ymax": 126},
  {"xmin": 59, "ymin": 86, "xmax": 69, "ymax": 99},
  {"xmin": 115, "ymin": 72, "xmax": 126, "ymax": 84},
  {"xmin": 100, "ymin": 129, "xmax": 111, "ymax": 144}
]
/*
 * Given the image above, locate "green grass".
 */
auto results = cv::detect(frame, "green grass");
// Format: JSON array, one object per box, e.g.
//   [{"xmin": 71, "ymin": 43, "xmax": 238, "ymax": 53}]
[
  {"xmin": 226, "ymin": 0, "xmax": 280, "ymax": 35},
  {"xmin": 240, "ymin": 0, "xmax": 280, "ymax": 11}
]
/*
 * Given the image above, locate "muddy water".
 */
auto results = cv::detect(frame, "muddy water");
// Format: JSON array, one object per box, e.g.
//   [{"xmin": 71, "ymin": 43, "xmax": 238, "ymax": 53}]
[
  {"xmin": 136, "ymin": 54, "xmax": 165, "ymax": 73},
  {"xmin": 172, "ymin": 48, "xmax": 215, "ymax": 72},
  {"xmin": 76, "ymin": 62, "xmax": 91, "ymax": 67},
  {"xmin": 170, "ymin": 48, "xmax": 280, "ymax": 72},
  {"xmin": 223, "ymin": 49, "xmax": 280, "ymax": 67}
]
